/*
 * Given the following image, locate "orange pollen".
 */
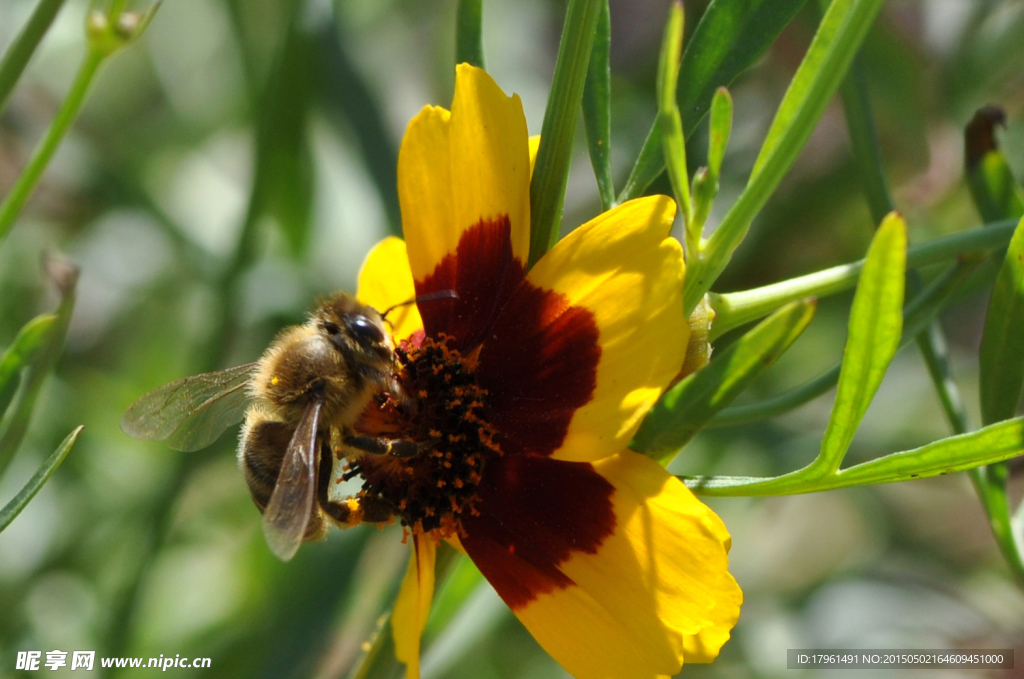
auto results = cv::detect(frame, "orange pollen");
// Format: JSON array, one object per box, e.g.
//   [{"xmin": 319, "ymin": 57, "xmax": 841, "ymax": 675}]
[{"xmin": 345, "ymin": 335, "xmax": 497, "ymax": 540}]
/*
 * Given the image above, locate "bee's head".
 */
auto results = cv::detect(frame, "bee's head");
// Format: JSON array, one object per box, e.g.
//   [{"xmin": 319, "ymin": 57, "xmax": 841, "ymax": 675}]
[{"xmin": 314, "ymin": 293, "xmax": 394, "ymax": 367}]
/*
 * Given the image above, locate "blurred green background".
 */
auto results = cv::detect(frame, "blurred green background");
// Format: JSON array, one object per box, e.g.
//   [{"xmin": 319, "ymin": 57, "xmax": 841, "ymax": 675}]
[{"xmin": 2, "ymin": 0, "xmax": 1024, "ymax": 677}]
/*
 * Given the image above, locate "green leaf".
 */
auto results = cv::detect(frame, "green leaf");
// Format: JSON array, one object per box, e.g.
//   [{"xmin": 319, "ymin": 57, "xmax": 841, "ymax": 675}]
[
  {"xmin": 423, "ymin": 553, "xmax": 480, "ymax": 640},
  {"xmin": 633, "ymin": 299, "xmax": 816, "ymax": 460},
  {"xmin": 690, "ymin": 87, "xmax": 732, "ymax": 236},
  {"xmin": 455, "ymin": 0, "xmax": 485, "ymax": 68},
  {"xmin": 707, "ymin": 86, "xmax": 732, "ymax": 179},
  {"xmin": 813, "ymin": 213, "xmax": 906, "ymax": 475},
  {"xmin": 419, "ymin": 559, "xmax": 509, "ymax": 678},
  {"xmin": 528, "ymin": 0, "xmax": 602, "ymax": 267},
  {"xmin": 581, "ymin": 0, "xmax": 613, "ymax": 210},
  {"xmin": 0, "ymin": 258, "xmax": 78, "ymax": 478},
  {"xmin": 0, "ymin": 426, "xmax": 83, "ymax": 533},
  {"xmin": 0, "ymin": 314, "xmax": 57, "ymax": 416},
  {"xmin": 319, "ymin": 17, "xmax": 401, "ymax": 234},
  {"xmin": 687, "ymin": 0, "xmax": 886, "ymax": 313},
  {"xmin": 980, "ymin": 216, "xmax": 1024, "ymax": 425},
  {"xmin": 839, "ymin": 59, "xmax": 894, "ymax": 224},
  {"xmin": 252, "ymin": 16, "xmax": 314, "ymax": 257},
  {"xmin": 710, "ymin": 255, "xmax": 981, "ymax": 427},
  {"xmin": 618, "ymin": 0, "xmax": 807, "ymax": 202},
  {"xmin": 687, "ymin": 416, "xmax": 1024, "ymax": 496},
  {"xmin": 0, "ymin": 0, "xmax": 68, "ymax": 116},
  {"xmin": 657, "ymin": 2, "xmax": 693, "ymax": 231}
]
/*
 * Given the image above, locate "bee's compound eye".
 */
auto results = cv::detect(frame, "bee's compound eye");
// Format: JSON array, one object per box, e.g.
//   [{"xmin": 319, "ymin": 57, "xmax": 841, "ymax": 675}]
[
  {"xmin": 347, "ymin": 315, "xmax": 384, "ymax": 346},
  {"xmin": 322, "ymin": 321, "xmax": 341, "ymax": 336}
]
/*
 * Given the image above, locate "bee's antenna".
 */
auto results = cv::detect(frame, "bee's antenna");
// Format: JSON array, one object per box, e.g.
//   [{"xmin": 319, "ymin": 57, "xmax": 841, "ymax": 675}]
[{"xmin": 382, "ymin": 290, "xmax": 458, "ymax": 320}]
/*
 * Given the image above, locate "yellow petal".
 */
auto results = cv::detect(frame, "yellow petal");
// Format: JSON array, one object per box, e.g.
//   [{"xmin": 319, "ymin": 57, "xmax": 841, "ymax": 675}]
[
  {"xmin": 529, "ymin": 134, "xmax": 540, "ymax": 176},
  {"xmin": 477, "ymin": 195, "xmax": 686, "ymax": 462},
  {"xmin": 392, "ymin": 535, "xmax": 436, "ymax": 679},
  {"xmin": 461, "ymin": 451, "xmax": 740, "ymax": 678},
  {"xmin": 586, "ymin": 451, "xmax": 741, "ymax": 661},
  {"xmin": 356, "ymin": 237, "xmax": 423, "ymax": 342},
  {"xmin": 398, "ymin": 64, "xmax": 530, "ymax": 283}
]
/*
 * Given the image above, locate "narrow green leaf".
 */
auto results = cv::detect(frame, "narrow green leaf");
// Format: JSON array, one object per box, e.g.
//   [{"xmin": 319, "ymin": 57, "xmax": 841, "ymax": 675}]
[
  {"xmin": 980, "ymin": 216, "xmax": 1024, "ymax": 424},
  {"xmin": 687, "ymin": 0, "xmax": 886, "ymax": 313},
  {"xmin": 690, "ymin": 88, "xmax": 731, "ymax": 236},
  {"xmin": 657, "ymin": 2, "xmax": 693, "ymax": 231},
  {"xmin": 813, "ymin": 213, "xmax": 906, "ymax": 475},
  {"xmin": 707, "ymin": 86, "xmax": 732, "ymax": 179},
  {"xmin": 686, "ymin": 416, "xmax": 1024, "ymax": 496},
  {"xmin": 618, "ymin": 0, "xmax": 807, "ymax": 202},
  {"xmin": 0, "ymin": 0, "xmax": 68, "ymax": 116},
  {"xmin": 0, "ymin": 426, "xmax": 83, "ymax": 533},
  {"xmin": 0, "ymin": 314, "xmax": 57, "ymax": 416},
  {"xmin": 455, "ymin": 0, "xmax": 485, "ymax": 68},
  {"xmin": 633, "ymin": 299, "xmax": 816, "ymax": 459},
  {"xmin": 528, "ymin": 0, "xmax": 602, "ymax": 267},
  {"xmin": 319, "ymin": 18, "xmax": 401, "ymax": 234},
  {"xmin": 581, "ymin": 0, "xmax": 613, "ymax": 210},
  {"xmin": 423, "ymin": 554, "xmax": 479, "ymax": 640},
  {"xmin": 253, "ymin": 16, "xmax": 314, "ymax": 257},
  {"xmin": 710, "ymin": 256, "xmax": 982, "ymax": 427},
  {"xmin": 0, "ymin": 258, "xmax": 78, "ymax": 478},
  {"xmin": 839, "ymin": 59, "xmax": 894, "ymax": 224}
]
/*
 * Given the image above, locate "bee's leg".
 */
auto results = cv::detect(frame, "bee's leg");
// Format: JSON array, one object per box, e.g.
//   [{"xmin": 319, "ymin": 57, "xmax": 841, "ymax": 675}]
[
  {"xmin": 344, "ymin": 435, "xmax": 422, "ymax": 459},
  {"xmin": 317, "ymin": 442, "xmax": 395, "ymax": 526}
]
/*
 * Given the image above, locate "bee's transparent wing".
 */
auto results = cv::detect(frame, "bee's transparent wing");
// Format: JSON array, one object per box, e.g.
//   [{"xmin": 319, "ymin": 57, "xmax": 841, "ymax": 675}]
[
  {"xmin": 262, "ymin": 395, "xmax": 321, "ymax": 561},
  {"xmin": 120, "ymin": 363, "xmax": 257, "ymax": 452}
]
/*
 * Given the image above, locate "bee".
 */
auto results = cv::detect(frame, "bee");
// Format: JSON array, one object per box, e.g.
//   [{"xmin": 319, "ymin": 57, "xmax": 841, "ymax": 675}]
[{"xmin": 121, "ymin": 292, "xmax": 435, "ymax": 561}]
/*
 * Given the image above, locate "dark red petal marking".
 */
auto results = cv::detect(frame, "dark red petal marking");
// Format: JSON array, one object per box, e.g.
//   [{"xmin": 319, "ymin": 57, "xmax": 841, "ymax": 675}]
[
  {"xmin": 476, "ymin": 282, "xmax": 601, "ymax": 458},
  {"xmin": 415, "ymin": 216, "xmax": 525, "ymax": 353},
  {"xmin": 460, "ymin": 453, "xmax": 615, "ymax": 609}
]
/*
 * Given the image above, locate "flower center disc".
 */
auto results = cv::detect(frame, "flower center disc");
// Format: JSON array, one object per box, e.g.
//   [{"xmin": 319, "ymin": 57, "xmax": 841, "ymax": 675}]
[{"xmin": 345, "ymin": 335, "xmax": 501, "ymax": 538}]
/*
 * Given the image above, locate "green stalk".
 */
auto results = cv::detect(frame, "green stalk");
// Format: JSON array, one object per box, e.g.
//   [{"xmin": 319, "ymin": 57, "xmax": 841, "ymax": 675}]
[
  {"xmin": 709, "ymin": 219, "xmax": 1017, "ymax": 338},
  {"xmin": 455, "ymin": 0, "xmax": 485, "ymax": 68},
  {"xmin": 0, "ymin": 48, "xmax": 105, "ymax": 245},
  {"xmin": 528, "ymin": 0, "xmax": 602, "ymax": 267},
  {"xmin": 0, "ymin": 0, "xmax": 68, "ymax": 116}
]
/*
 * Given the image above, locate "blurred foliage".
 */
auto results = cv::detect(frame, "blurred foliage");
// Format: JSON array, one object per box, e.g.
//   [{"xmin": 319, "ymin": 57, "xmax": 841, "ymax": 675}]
[{"xmin": 1, "ymin": 0, "xmax": 1024, "ymax": 678}]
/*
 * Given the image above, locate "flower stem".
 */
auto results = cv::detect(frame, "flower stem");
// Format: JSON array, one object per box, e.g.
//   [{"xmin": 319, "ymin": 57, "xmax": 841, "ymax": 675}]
[
  {"xmin": 0, "ymin": 0, "xmax": 68, "ymax": 116},
  {"xmin": 0, "ymin": 48, "xmax": 105, "ymax": 245}
]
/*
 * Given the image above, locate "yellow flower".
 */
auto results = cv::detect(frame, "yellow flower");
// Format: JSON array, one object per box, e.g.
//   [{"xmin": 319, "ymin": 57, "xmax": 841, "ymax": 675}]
[{"xmin": 354, "ymin": 64, "xmax": 741, "ymax": 679}]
